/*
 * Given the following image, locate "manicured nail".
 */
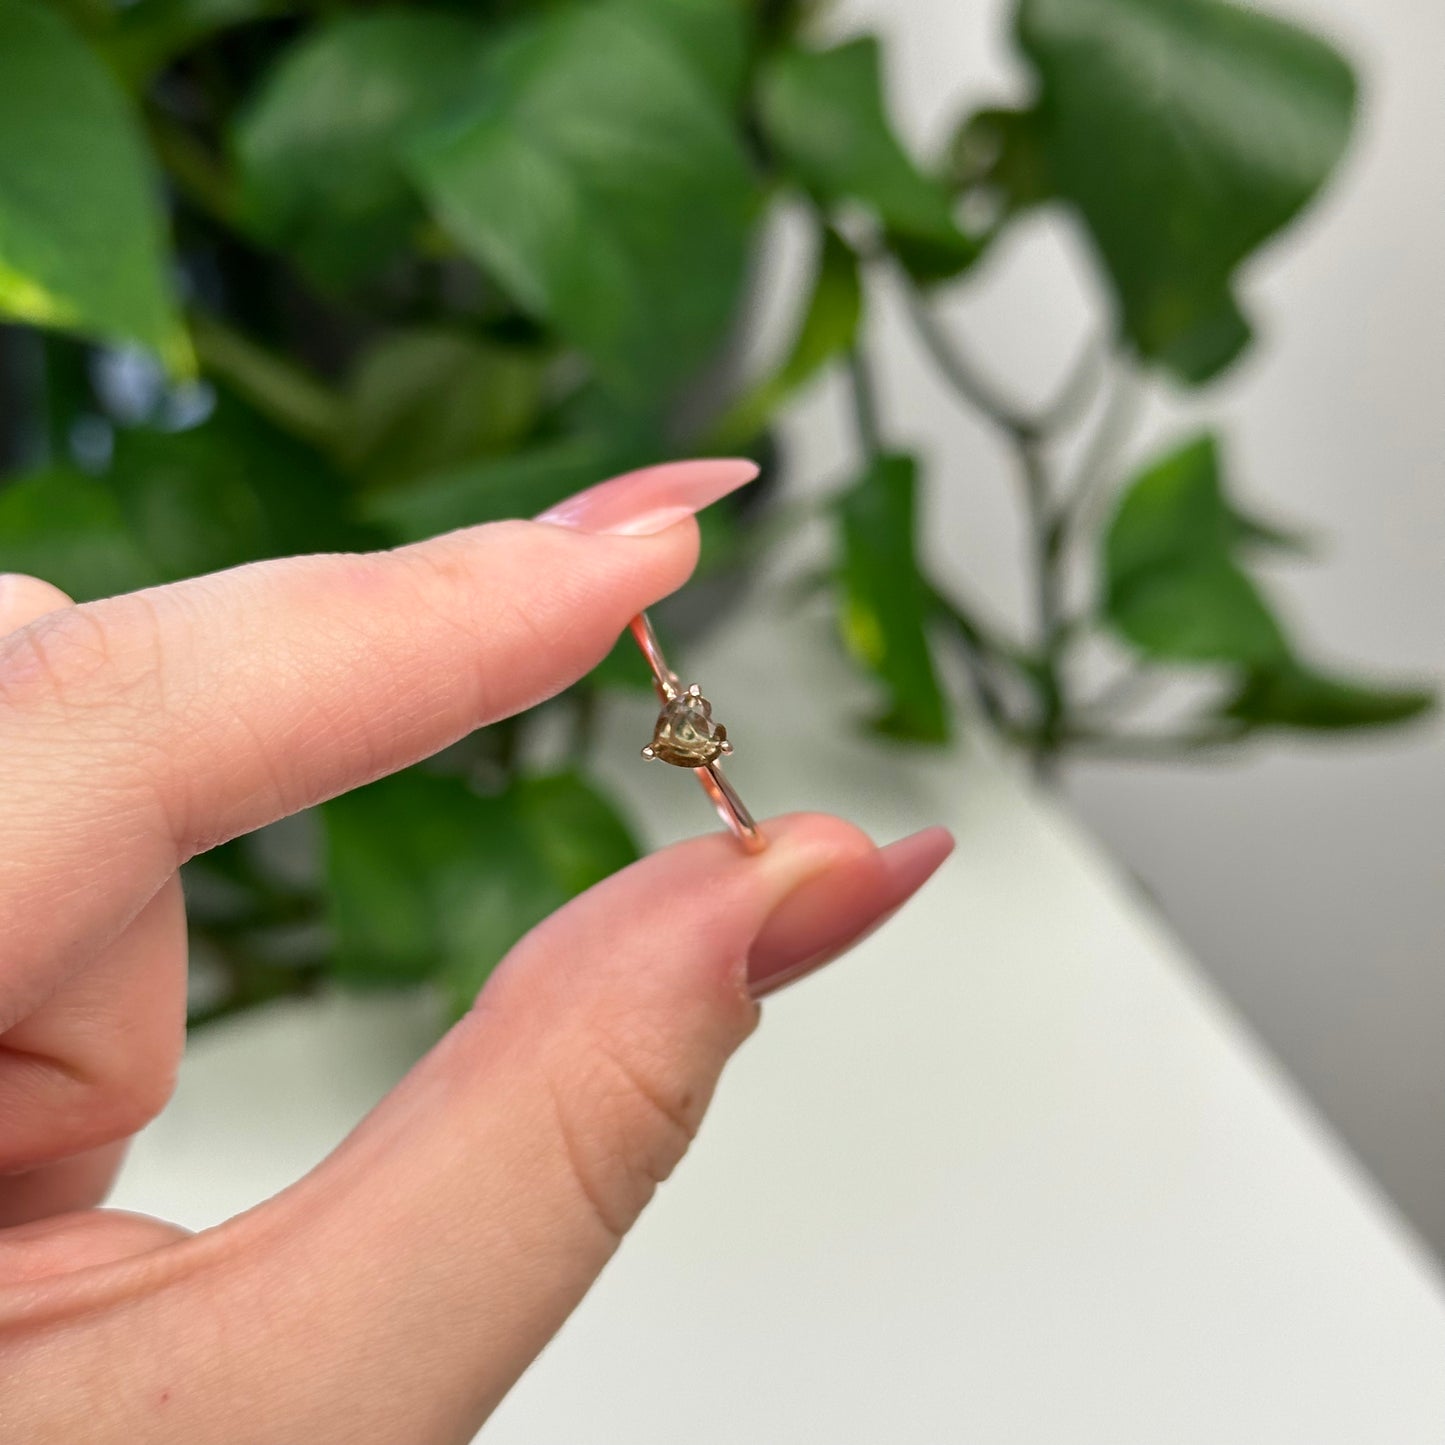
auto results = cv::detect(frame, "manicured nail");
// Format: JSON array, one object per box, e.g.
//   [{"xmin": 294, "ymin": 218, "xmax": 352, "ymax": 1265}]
[
  {"xmin": 535, "ymin": 458, "xmax": 759, "ymax": 537},
  {"xmin": 747, "ymin": 826, "xmax": 955, "ymax": 999}
]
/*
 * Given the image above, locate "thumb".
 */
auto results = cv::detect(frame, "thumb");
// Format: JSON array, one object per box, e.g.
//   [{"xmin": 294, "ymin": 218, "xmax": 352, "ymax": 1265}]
[{"xmin": 4, "ymin": 815, "xmax": 951, "ymax": 1443}]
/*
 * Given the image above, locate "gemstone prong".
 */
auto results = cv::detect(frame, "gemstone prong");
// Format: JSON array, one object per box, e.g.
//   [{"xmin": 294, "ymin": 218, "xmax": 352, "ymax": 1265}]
[{"xmin": 630, "ymin": 609, "xmax": 764, "ymax": 852}]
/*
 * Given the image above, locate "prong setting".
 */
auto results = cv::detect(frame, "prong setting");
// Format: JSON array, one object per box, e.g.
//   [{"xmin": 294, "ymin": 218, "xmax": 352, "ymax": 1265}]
[
  {"xmin": 644, "ymin": 686, "xmax": 734, "ymax": 768},
  {"xmin": 629, "ymin": 609, "xmax": 764, "ymax": 852}
]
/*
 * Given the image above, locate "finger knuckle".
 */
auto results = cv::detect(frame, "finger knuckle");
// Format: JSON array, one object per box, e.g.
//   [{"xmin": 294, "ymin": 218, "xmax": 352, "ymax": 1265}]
[
  {"xmin": 0, "ymin": 596, "xmax": 160, "ymax": 718},
  {"xmin": 546, "ymin": 1027, "xmax": 703, "ymax": 1241}
]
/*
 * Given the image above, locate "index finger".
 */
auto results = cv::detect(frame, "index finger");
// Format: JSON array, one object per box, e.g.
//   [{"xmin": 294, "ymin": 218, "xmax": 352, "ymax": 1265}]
[{"xmin": 0, "ymin": 459, "xmax": 756, "ymax": 1012}]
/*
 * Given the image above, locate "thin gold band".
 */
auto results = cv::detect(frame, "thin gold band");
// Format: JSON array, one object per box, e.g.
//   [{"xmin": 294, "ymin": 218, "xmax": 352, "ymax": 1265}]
[{"xmin": 630, "ymin": 613, "xmax": 765, "ymax": 853}]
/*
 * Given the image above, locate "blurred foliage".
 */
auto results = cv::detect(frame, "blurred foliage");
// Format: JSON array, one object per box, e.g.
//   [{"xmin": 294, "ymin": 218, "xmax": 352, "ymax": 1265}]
[{"xmin": 0, "ymin": 0, "xmax": 1431, "ymax": 1028}]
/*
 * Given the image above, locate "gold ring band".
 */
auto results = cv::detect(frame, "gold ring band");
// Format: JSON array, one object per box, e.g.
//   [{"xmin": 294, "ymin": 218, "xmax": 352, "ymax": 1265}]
[{"xmin": 630, "ymin": 612, "xmax": 765, "ymax": 853}]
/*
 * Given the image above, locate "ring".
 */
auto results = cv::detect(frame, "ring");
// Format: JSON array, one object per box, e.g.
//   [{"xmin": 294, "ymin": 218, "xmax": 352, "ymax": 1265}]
[{"xmin": 629, "ymin": 612, "xmax": 766, "ymax": 854}]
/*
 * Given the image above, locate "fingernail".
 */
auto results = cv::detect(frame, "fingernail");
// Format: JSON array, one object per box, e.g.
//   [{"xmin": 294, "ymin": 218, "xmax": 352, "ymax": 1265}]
[
  {"xmin": 747, "ymin": 827, "xmax": 955, "ymax": 999},
  {"xmin": 534, "ymin": 458, "xmax": 760, "ymax": 537}
]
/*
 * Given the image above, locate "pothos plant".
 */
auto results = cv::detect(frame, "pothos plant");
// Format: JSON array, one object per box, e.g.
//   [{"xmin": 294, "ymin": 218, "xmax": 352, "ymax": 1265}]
[{"xmin": 0, "ymin": 0, "xmax": 1431, "ymax": 1026}]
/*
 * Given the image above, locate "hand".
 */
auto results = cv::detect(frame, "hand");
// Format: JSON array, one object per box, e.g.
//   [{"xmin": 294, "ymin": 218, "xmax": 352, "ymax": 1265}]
[{"xmin": 0, "ymin": 460, "xmax": 951, "ymax": 1443}]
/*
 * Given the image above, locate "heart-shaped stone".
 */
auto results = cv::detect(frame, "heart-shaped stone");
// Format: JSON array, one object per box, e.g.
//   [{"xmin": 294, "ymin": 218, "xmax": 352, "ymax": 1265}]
[{"xmin": 644, "ymin": 686, "xmax": 730, "ymax": 767}]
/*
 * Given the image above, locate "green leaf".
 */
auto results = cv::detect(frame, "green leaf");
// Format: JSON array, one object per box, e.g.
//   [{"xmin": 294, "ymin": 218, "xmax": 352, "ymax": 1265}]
[
  {"xmin": 1108, "ymin": 557, "xmax": 1285, "ymax": 664},
  {"xmin": 758, "ymin": 36, "xmax": 978, "ymax": 281},
  {"xmin": 322, "ymin": 767, "xmax": 639, "ymax": 1013},
  {"xmin": 363, "ymin": 435, "xmax": 648, "ymax": 543},
  {"xmin": 619, "ymin": 0, "xmax": 751, "ymax": 104},
  {"xmin": 837, "ymin": 453, "xmax": 951, "ymax": 743},
  {"xmin": 510, "ymin": 770, "xmax": 641, "ymax": 900},
  {"xmin": 105, "ymin": 392, "xmax": 374, "ymax": 581},
  {"xmin": 1106, "ymin": 434, "xmax": 1249, "ymax": 582},
  {"xmin": 1008, "ymin": 0, "xmax": 1356, "ymax": 381},
  {"xmin": 711, "ymin": 226, "xmax": 861, "ymax": 448},
  {"xmin": 233, "ymin": 10, "xmax": 494, "ymax": 285},
  {"xmin": 0, "ymin": 0, "xmax": 186, "ymax": 366},
  {"xmin": 324, "ymin": 769, "xmax": 510, "ymax": 990},
  {"xmin": 1103, "ymin": 433, "xmax": 1290, "ymax": 664},
  {"xmin": 408, "ymin": 1, "xmax": 756, "ymax": 401},
  {"xmin": 1221, "ymin": 663, "xmax": 1435, "ymax": 731},
  {"xmin": 340, "ymin": 329, "xmax": 547, "ymax": 489},
  {"xmin": 0, "ymin": 466, "xmax": 159, "ymax": 601},
  {"xmin": 1106, "ymin": 435, "xmax": 1432, "ymax": 718}
]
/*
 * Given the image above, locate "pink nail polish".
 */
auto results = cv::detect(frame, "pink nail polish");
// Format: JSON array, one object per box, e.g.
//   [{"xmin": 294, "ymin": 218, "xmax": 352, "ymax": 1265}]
[
  {"xmin": 747, "ymin": 827, "xmax": 955, "ymax": 999},
  {"xmin": 534, "ymin": 458, "xmax": 760, "ymax": 537}
]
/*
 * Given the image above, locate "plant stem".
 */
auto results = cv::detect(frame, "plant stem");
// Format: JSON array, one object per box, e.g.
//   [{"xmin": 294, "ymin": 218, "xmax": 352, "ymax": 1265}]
[
  {"xmin": 900, "ymin": 286, "xmax": 1038, "ymax": 438},
  {"xmin": 1077, "ymin": 660, "xmax": 1162, "ymax": 721},
  {"xmin": 1065, "ymin": 721, "xmax": 1253, "ymax": 760},
  {"xmin": 896, "ymin": 284, "xmax": 1074, "ymax": 771},
  {"xmin": 899, "ymin": 271, "xmax": 1107, "ymax": 446},
  {"xmin": 845, "ymin": 346, "xmax": 884, "ymax": 461},
  {"xmin": 1037, "ymin": 331, "xmax": 1107, "ymax": 435},
  {"xmin": 190, "ymin": 310, "xmax": 343, "ymax": 447},
  {"xmin": 146, "ymin": 110, "xmax": 240, "ymax": 229},
  {"xmin": 1054, "ymin": 359, "xmax": 1142, "ymax": 542},
  {"xmin": 1020, "ymin": 434, "xmax": 1067, "ymax": 775},
  {"xmin": 930, "ymin": 585, "xmax": 1017, "ymax": 728},
  {"xmin": 929, "ymin": 583, "xmax": 1026, "ymax": 674},
  {"xmin": 895, "ymin": 286, "xmax": 1141, "ymax": 778},
  {"xmin": 41, "ymin": 335, "xmax": 91, "ymax": 464}
]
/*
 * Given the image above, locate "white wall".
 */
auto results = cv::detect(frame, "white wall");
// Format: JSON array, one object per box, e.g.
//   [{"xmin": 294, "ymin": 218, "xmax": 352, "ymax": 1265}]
[{"xmin": 809, "ymin": 0, "xmax": 1445, "ymax": 1251}]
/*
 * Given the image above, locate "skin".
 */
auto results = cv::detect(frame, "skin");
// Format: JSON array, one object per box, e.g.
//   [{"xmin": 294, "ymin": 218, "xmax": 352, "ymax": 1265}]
[{"xmin": 0, "ymin": 499, "xmax": 950, "ymax": 1442}]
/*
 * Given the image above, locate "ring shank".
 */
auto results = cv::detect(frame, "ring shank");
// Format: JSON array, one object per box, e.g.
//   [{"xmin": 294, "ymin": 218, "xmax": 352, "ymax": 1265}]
[
  {"xmin": 629, "ymin": 613, "xmax": 766, "ymax": 853},
  {"xmin": 630, "ymin": 613, "xmax": 678, "ymax": 702},
  {"xmin": 698, "ymin": 761, "xmax": 765, "ymax": 853}
]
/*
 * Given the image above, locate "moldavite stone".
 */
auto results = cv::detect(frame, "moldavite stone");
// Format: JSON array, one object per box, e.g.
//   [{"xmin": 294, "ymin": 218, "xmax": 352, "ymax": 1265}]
[{"xmin": 647, "ymin": 692, "xmax": 729, "ymax": 767}]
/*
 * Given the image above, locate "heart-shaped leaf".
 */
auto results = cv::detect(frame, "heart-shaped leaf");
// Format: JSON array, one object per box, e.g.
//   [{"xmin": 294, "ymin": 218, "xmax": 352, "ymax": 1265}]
[
  {"xmin": 1105, "ymin": 434, "xmax": 1435, "ymax": 727},
  {"xmin": 0, "ymin": 0, "xmax": 186, "ymax": 365},
  {"xmin": 1104, "ymin": 433, "xmax": 1291, "ymax": 663},
  {"xmin": 408, "ymin": 0, "xmax": 756, "ymax": 403},
  {"xmin": 989, "ymin": 0, "xmax": 1356, "ymax": 381},
  {"xmin": 1107, "ymin": 555, "xmax": 1286, "ymax": 665},
  {"xmin": 233, "ymin": 10, "xmax": 494, "ymax": 285}
]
